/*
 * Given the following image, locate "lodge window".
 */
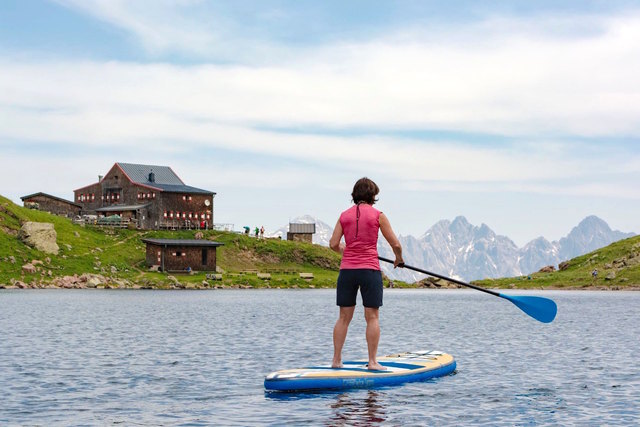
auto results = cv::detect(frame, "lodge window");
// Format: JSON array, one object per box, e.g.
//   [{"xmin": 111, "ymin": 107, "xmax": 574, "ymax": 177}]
[{"xmin": 171, "ymin": 252, "xmax": 186, "ymax": 257}]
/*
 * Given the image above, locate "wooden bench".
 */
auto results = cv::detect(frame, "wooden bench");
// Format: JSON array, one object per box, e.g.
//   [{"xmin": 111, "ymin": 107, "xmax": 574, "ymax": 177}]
[{"xmin": 299, "ymin": 273, "xmax": 314, "ymax": 280}]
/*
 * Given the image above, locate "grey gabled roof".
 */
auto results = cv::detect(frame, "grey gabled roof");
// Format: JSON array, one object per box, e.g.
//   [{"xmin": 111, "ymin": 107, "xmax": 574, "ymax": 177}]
[
  {"xmin": 117, "ymin": 162, "xmax": 184, "ymax": 186},
  {"xmin": 21, "ymin": 192, "xmax": 82, "ymax": 208},
  {"xmin": 116, "ymin": 162, "xmax": 215, "ymax": 195},
  {"xmin": 150, "ymin": 184, "xmax": 215, "ymax": 195},
  {"xmin": 96, "ymin": 203, "xmax": 151, "ymax": 212}
]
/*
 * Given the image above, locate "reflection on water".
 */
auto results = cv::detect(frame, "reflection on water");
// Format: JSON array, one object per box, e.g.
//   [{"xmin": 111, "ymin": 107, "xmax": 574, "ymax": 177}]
[{"xmin": 329, "ymin": 390, "xmax": 386, "ymax": 426}]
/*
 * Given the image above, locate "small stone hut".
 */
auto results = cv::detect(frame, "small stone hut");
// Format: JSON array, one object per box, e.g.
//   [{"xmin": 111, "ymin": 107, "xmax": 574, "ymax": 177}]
[
  {"xmin": 141, "ymin": 238, "xmax": 223, "ymax": 272},
  {"xmin": 287, "ymin": 223, "xmax": 316, "ymax": 243},
  {"xmin": 20, "ymin": 192, "xmax": 82, "ymax": 217}
]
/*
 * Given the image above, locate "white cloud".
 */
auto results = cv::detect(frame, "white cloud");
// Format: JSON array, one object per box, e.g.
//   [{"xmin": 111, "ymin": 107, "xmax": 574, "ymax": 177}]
[
  {"xmin": 3, "ymin": 10, "xmax": 640, "ymax": 138},
  {"xmin": 54, "ymin": 0, "xmax": 214, "ymax": 53},
  {"xmin": 52, "ymin": 0, "xmax": 286, "ymax": 61},
  {"xmin": 1, "ymin": 7, "xmax": 640, "ymax": 206}
]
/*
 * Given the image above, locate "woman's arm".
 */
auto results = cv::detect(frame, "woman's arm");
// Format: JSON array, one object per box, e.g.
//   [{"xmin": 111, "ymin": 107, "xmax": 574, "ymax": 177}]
[
  {"xmin": 379, "ymin": 213, "xmax": 404, "ymax": 267},
  {"xmin": 329, "ymin": 219, "xmax": 345, "ymax": 254}
]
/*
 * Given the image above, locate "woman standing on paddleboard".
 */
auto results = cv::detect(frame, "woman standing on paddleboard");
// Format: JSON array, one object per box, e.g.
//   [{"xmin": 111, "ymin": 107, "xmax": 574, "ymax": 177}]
[{"xmin": 329, "ymin": 177, "xmax": 404, "ymax": 370}]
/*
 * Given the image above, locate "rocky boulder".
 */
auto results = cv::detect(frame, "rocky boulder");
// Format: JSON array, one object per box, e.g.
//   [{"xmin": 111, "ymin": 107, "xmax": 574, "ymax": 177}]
[
  {"xmin": 78, "ymin": 273, "xmax": 106, "ymax": 288},
  {"xmin": 22, "ymin": 263, "xmax": 37, "ymax": 274},
  {"xmin": 538, "ymin": 265, "xmax": 556, "ymax": 273},
  {"xmin": 18, "ymin": 222, "xmax": 59, "ymax": 255}
]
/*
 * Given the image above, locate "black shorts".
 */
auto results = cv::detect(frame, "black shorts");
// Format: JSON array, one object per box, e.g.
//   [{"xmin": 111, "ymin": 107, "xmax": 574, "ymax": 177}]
[{"xmin": 336, "ymin": 269, "xmax": 383, "ymax": 308}]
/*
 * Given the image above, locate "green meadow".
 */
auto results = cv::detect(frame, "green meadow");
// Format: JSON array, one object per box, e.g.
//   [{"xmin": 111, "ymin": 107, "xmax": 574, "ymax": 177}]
[{"xmin": 1, "ymin": 195, "xmax": 638, "ymax": 289}]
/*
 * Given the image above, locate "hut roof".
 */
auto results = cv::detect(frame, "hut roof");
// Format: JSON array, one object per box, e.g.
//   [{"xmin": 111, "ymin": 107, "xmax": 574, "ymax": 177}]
[
  {"xmin": 141, "ymin": 238, "xmax": 224, "ymax": 247},
  {"xmin": 20, "ymin": 192, "xmax": 82, "ymax": 208},
  {"xmin": 117, "ymin": 163, "xmax": 215, "ymax": 195}
]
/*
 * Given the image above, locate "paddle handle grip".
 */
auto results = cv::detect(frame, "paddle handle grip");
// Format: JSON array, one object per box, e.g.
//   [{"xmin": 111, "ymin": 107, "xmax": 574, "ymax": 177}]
[{"xmin": 378, "ymin": 256, "xmax": 500, "ymax": 297}]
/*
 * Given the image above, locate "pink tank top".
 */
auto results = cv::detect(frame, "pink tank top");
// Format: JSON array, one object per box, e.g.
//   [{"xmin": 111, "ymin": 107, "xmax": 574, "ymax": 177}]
[{"xmin": 339, "ymin": 204, "xmax": 381, "ymax": 270}]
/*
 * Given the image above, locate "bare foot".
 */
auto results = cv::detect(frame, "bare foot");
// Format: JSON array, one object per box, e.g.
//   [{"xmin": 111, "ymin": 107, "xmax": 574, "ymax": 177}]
[
  {"xmin": 332, "ymin": 361, "xmax": 343, "ymax": 368},
  {"xmin": 367, "ymin": 362, "xmax": 387, "ymax": 371}
]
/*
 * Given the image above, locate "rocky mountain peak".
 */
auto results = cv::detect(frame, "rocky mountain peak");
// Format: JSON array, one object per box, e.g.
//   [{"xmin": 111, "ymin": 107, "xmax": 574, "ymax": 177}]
[
  {"xmin": 274, "ymin": 214, "xmax": 635, "ymax": 283},
  {"xmin": 450, "ymin": 216, "xmax": 471, "ymax": 232}
]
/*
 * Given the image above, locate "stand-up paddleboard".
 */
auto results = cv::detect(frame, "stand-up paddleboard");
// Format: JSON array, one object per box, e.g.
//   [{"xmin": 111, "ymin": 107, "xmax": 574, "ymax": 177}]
[{"xmin": 265, "ymin": 350, "xmax": 456, "ymax": 392}]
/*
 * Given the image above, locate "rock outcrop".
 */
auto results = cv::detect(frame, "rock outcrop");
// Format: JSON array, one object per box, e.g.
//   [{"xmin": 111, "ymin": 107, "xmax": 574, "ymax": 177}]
[
  {"xmin": 18, "ymin": 222, "xmax": 59, "ymax": 254},
  {"xmin": 22, "ymin": 263, "xmax": 37, "ymax": 274}
]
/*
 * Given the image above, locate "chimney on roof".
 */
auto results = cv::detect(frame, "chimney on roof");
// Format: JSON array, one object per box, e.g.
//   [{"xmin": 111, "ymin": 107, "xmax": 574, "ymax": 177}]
[
  {"xmin": 98, "ymin": 175, "xmax": 103, "ymax": 181},
  {"xmin": 148, "ymin": 171, "xmax": 155, "ymax": 182}
]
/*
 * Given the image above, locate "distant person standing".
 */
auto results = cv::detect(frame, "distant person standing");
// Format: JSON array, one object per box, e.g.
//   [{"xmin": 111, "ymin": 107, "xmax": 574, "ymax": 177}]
[
  {"xmin": 592, "ymin": 268, "xmax": 598, "ymax": 279},
  {"xmin": 329, "ymin": 177, "xmax": 403, "ymax": 371},
  {"xmin": 260, "ymin": 226, "xmax": 265, "ymax": 239},
  {"xmin": 254, "ymin": 227, "xmax": 259, "ymax": 238}
]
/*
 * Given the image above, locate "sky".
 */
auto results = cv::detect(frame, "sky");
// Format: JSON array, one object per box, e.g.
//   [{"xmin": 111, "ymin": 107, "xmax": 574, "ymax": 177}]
[{"xmin": 1, "ymin": 0, "xmax": 639, "ymax": 246}]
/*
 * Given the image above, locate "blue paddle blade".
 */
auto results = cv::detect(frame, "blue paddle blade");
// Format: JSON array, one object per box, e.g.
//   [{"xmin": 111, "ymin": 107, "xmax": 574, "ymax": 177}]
[{"xmin": 498, "ymin": 294, "xmax": 557, "ymax": 323}]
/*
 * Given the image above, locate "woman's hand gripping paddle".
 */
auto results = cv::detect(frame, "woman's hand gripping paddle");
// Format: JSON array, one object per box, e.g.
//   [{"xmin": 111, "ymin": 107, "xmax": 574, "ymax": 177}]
[{"xmin": 379, "ymin": 256, "xmax": 557, "ymax": 323}]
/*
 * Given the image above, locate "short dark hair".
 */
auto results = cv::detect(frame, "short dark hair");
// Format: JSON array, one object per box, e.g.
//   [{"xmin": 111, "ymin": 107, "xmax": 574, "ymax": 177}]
[{"xmin": 351, "ymin": 177, "xmax": 379, "ymax": 205}]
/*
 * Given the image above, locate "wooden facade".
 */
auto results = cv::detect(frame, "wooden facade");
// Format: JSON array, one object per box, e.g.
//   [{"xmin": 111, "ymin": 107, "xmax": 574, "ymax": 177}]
[
  {"xmin": 74, "ymin": 163, "xmax": 216, "ymax": 229},
  {"xmin": 20, "ymin": 193, "xmax": 82, "ymax": 217},
  {"xmin": 142, "ymin": 238, "xmax": 222, "ymax": 272}
]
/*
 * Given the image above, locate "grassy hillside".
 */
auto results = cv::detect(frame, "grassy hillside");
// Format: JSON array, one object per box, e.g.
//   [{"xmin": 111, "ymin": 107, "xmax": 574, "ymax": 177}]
[
  {"xmin": 474, "ymin": 235, "xmax": 640, "ymax": 290},
  {"xmin": 0, "ymin": 195, "xmax": 349, "ymax": 288},
  {"xmin": 3, "ymin": 194, "xmax": 638, "ymax": 290}
]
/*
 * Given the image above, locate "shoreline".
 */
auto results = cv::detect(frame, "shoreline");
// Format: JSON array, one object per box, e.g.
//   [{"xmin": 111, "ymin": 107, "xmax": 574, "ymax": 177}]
[{"xmin": 2, "ymin": 283, "xmax": 639, "ymax": 291}]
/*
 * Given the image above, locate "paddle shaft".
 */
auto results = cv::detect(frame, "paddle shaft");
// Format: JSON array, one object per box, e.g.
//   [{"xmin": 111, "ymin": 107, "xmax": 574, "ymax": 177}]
[{"xmin": 378, "ymin": 256, "xmax": 500, "ymax": 297}]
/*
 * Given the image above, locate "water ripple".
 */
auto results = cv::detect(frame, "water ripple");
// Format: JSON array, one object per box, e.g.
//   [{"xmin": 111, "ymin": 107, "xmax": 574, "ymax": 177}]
[{"xmin": 0, "ymin": 289, "xmax": 639, "ymax": 425}]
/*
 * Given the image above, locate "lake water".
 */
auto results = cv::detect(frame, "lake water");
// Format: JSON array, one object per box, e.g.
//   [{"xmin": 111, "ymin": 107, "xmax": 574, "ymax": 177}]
[{"xmin": 0, "ymin": 289, "xmax": 638, "ymax": 426}]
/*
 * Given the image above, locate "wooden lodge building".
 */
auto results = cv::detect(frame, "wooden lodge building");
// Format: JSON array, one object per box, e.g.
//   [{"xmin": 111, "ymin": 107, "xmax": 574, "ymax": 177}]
[
  {"xmin": 74, "ymin": 162, "xmax": 216, "ymax": 229},
  {"xmin": 142, "ymin": 238, "xmax": 222, "ymax": 272},
  {"xmin": 21, "ymin": 192, "xmax": 82, "ymax": 217}
]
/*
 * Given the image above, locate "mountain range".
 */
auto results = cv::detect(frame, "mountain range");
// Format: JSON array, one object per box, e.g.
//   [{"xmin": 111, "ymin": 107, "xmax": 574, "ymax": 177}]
[{"xmin": 271, "ymin": 215, "xmax": 635, "ymax": 282}]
